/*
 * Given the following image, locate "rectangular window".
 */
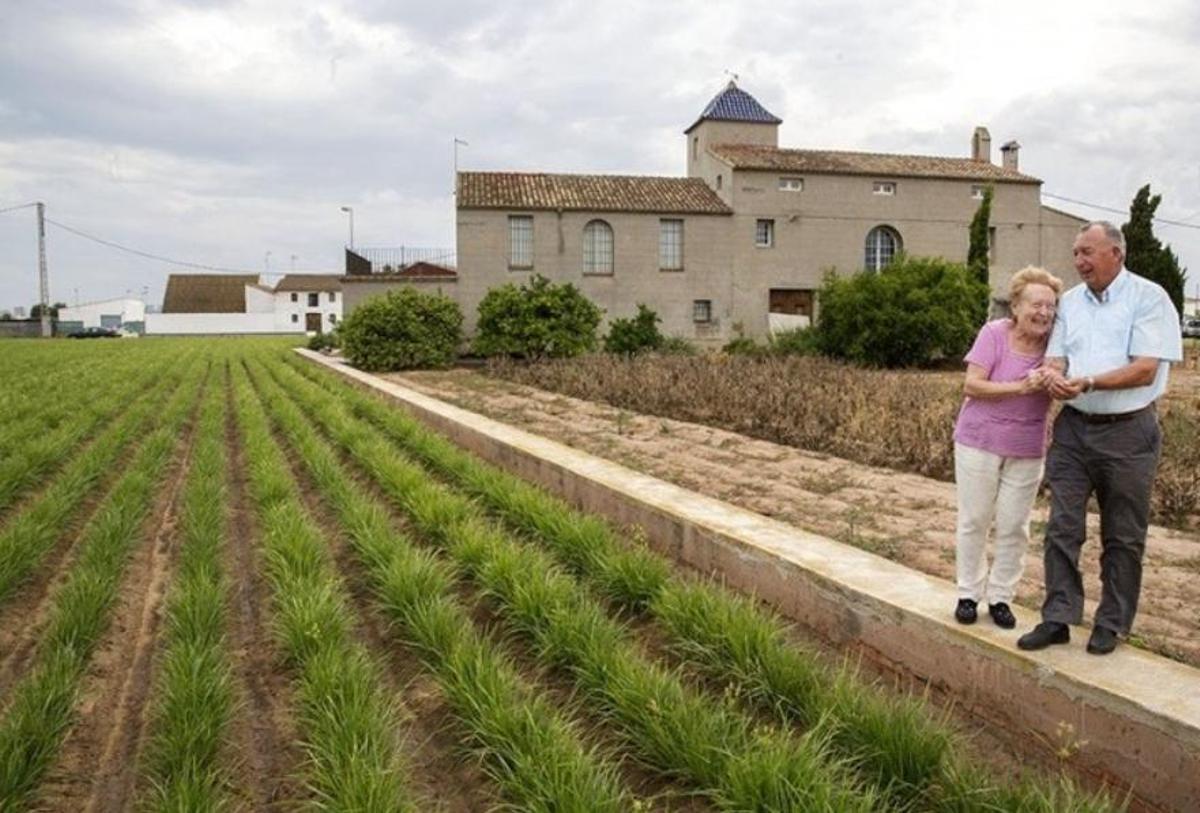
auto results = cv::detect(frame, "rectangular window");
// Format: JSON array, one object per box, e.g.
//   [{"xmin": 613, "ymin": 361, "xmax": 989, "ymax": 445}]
[
  {"xmin": 755, "ymin": 219, "xmax": 774, "ymax": 248},
  {"xmin": 508, "ymin": 215, "xmax": 533, "ymax": 269},
  {"xmin": 329, "ymin": 313, "xmax": 337, "ymax": 323},
  {"xmin": 290, "ymin": 292, "xmax": 298, "ymax": 303},
  {"xmin": 328, "ymin": 291, "xmax": 337, "ymax": 303},
  {"xmin": 659, "ymin": 219, "xmax": 683, "ymax": 270},
  {"xmin": 873, "ymin": 181, "xmax": 896, "ymax": 196},
  {"xmin": 308, "ymin": 293, "xmax": 319, "ymax": 307},
  {"xmin": 778, "ymin": 177, "xmax": 804, "ymax": 192},
  {"xmin": 971, "ymin": 185, "xmax": 986, "ymax": 199},
  {"xmin": 290, "ymin": 313, "xmax": 298, "ymax": 323},
  {"xmin": 692, "ymin": 299, "xmax": 712, "ymax": 323}
]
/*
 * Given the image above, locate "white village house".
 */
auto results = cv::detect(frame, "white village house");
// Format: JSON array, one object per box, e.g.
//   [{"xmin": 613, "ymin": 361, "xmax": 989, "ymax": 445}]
[{"xmin": 146, "ymin": 273, "xmax": 342, "ymax": 335}]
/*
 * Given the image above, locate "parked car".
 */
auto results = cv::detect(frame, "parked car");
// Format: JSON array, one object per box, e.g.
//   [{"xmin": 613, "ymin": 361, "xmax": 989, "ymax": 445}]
[
  {"xmin": 66, "ymin": 326, "xmax": 120, "ymax": 339},
  {"xmin": 1183, "ymin": 317, "xmax": 1200, "ymax": 339}
]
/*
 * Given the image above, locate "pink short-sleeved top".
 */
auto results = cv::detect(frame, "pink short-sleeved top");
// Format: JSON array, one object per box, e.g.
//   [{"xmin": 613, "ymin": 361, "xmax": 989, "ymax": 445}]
[{"xmin": 952, "ymin": 319, "xmax": 1051, "ymax": 459}]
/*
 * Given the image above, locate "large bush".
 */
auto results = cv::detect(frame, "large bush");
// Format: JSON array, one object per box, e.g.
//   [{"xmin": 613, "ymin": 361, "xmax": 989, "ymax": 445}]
[
  {"xmin": 814, "ymin": 255, "xmax": 988, "ymax": 367},
  {"xmin": 340, "ymin": 288, "xmax": 463, "ymax": 372},
  {"xmin": 604, "ymin": 304, "xmax": 663, "ymax": 356},
  {"xmin": 474, "ymin": 274, "xmax": 602, "ymax": 359}
]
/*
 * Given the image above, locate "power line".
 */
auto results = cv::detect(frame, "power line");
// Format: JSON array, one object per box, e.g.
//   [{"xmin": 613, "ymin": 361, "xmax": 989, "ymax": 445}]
[
  {"xmin": 44, "ymin": 216, "xmax": 260, "ymax": 274},
  {"xmin": 1042, "ymin": 192, "xmax": 1200, "ymax": 230},
  {"xmin": 0, "ymin": 202, "xmax": 38, "ymax": 215}
]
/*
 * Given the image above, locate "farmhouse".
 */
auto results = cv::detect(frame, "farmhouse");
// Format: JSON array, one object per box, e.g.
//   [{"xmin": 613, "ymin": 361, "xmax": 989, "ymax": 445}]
[
  {"xmin": 443, "ymin": 81, "xmax": 1084, "ymax": 343},
  {"xmin": 148, "ymin": 273, "xmax": 342, "ymax": 335}
]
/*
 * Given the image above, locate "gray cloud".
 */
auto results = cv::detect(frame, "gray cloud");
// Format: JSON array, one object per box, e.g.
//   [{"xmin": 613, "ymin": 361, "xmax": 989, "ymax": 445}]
[{"xmin": 2, "ymin": 0, "xmax": 1197, "ymax": 311}]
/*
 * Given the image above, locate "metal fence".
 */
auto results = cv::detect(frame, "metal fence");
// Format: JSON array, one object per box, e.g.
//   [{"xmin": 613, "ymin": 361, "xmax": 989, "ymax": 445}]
[{"xmin": 346, "ymin": 247, "xmax": 456, "ymax": 274}]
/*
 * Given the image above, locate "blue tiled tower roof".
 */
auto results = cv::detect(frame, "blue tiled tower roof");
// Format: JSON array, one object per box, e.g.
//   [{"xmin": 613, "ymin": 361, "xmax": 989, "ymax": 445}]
[{"xmin": 685, "ymin": 81, "xmax": 782, "ymax": 133}]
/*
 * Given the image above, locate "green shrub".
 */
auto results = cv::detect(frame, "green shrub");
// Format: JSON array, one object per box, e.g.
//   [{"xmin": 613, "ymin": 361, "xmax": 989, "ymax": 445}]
[
  {"xmin": 474, "ymin": 275, "xmax": 602, "ymax": 359},
  {"xmin": 814, "ymin": 255, "xmax": 988, "ymax": 368},
  {"xmin": 657, "ymin": 336, "xmax": 698, "ymax": 355},
  {"xmin": 604, "ymin": 304, "xmax": 663, "ymax": 356},
  {"xmin": 768, "ymin": 327, "xmax": 821, "ymax": 357},
  {"xmin": 306, "ymin": 329, "xmax": 340, "ymax": 352},
  {"xmin": 340, "ymin": 288, "xmax": 462, "ymax": 372}
]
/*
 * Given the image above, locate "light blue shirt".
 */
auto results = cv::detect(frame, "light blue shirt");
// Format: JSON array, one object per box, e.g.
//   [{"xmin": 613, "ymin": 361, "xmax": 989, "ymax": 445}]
[{"xmin": 1046, "ymin": 268, "xmax": 1183, "ymax": 414}]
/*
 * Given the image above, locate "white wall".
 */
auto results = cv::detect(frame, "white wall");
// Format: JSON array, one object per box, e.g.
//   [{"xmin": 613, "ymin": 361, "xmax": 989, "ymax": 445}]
[
  {"xmin": 245, "ymin": 285, "xmax": 275, "ymax": 313},
  {"xmin": 145, "ymin": 313, "xmax": 292, "ymax": 335},
  {"xmin": 58, "ymin": 298, "xmax": 145, "ymax": 328},
  {"xmin": 273, "ymin": 290, "xmax": 343, "ymax": 332}
]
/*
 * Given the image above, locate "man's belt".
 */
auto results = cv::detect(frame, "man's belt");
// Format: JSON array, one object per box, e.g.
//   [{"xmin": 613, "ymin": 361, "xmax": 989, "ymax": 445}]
[{"xmin": 1063, "ymin": 404, "xmax": 1154, "ymax": 425}]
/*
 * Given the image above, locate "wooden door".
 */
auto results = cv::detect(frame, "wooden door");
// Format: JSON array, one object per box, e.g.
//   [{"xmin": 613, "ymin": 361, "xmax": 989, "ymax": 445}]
[
  {"xmin": 305, "ymin": 312, "xmax": 322, "ymax": 332},
  {"xmin": 768, "ymin": 289, "xmax": 814, "ymax": 316}
]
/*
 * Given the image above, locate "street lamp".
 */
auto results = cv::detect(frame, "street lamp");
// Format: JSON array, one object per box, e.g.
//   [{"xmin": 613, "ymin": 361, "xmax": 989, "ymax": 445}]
[{"xmin": 340, "ymin": 206, "xmax": 354, "ymax": 249}]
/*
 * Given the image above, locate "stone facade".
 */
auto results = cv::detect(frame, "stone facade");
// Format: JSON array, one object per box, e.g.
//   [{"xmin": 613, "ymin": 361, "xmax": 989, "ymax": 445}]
[{"xmin": 438, "ymin": 83, "xmax": 1084, "ymax": 344}]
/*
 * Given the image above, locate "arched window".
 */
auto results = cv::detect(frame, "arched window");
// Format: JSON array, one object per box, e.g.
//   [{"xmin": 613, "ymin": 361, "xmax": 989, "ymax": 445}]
[
  {"xmin": 583, "ymin": 219, "xmax": 614, "ymax": 274},
  {"xmin": 864, "ymin": 226, "xmax": 901, "ymax": 271}
]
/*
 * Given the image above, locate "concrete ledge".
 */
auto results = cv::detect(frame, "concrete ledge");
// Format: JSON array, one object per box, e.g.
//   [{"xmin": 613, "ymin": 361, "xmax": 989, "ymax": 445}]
[{"xmin": 299, "ymin": 350, "xmax": 1200, "ymax": 812}]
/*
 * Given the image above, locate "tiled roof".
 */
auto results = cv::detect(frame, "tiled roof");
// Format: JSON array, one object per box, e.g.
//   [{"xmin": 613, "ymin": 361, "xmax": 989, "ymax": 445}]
[
  {"xmin": 162, "ymin": 274, "xmax": 258, "ymax": 313},
  {"xmin": 274, "ymin": 274, "xmax": 343, "ymax": 292},
  {"xmin": 457, "ymin": 172, "xmax": 732, "ymax": 214},
  {"xmin": 709, "ymin": 144, "xmax": 1041, "ymax": 184},
  {"xmin": 685, "ymin": 81, "xmax": 782, "ymax": 133}
]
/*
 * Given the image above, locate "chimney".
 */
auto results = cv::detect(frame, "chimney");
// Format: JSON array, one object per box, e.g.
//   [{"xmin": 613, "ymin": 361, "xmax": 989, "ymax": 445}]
[
  {"xmin": 971, "ymin": 126, "xmax": 991, "ymax": 163},
  {"xmin": 1000, "ymin": 140, "xmax": 1020, "ymax": 171}
]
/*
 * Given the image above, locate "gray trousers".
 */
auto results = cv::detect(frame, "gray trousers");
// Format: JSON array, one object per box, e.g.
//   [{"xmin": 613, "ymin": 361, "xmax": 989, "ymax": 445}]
[{"xmin": 1041, "ymin": 406, "xmax": 1161, "ymax": 634}]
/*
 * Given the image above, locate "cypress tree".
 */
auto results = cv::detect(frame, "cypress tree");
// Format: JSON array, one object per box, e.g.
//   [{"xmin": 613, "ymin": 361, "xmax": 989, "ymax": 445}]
[
  {"xmin": 967, "ymin": 185, "xmax": 993, "ymax": 287},
  {"xmin": 1122, "ymin": 184, "xmax": 1187, "ymax": 316}
]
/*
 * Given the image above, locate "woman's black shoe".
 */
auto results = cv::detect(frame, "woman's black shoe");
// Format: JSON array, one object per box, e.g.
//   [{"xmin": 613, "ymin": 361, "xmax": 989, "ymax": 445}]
[
  {"xmin": 955, "ymin": 598, "xmax": 978, "ymax": 624},
  {"xmin": 988, "ymin": 602, "xmax": 1016, "ymax": 629}
]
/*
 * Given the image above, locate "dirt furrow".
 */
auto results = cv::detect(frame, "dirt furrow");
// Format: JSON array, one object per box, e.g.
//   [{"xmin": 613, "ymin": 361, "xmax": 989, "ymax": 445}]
[
  {"xmin": 268, "ymin": 371, "xmax": 710, "ymax": 811},
  {"xmin": 220, "ymin": 378, "xmax": 307, "ymax": 811},
  {"xmin": 0, "ymin": 414, "xmax": 175, "ymax": 710},
  {"xmin": 33, "ymin": 388, "xmax": 203, "ymax": 812},
  {"xmin": 267, "ymin": 402, "xmax": 501, "ymax": 812}
]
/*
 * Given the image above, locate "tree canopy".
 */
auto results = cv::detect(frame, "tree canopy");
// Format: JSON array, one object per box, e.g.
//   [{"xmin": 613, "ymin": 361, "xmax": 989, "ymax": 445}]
[{"xmin": 1122, "ymin": 184, "xmax": 1187, "ymax": 316}]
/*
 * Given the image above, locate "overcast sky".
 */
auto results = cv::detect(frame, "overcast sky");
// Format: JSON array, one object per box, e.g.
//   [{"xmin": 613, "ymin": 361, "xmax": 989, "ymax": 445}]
[{"xmin": 2, "ymin": 0, "xmax": 1198, "ymax": 312}]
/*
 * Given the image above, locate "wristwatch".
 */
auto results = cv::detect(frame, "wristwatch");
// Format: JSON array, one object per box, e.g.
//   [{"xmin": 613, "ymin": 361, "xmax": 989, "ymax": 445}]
[{"xmin": 1084, "ymin": 376, "xmax": 1096, "ymax": 393}]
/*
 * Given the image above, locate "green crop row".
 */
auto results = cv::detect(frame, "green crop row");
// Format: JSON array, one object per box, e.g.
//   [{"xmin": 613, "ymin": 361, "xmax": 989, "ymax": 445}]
[
  {"xmin": 0, "ymin": 346, "xmax": 159, "ymax": 454},
  {"xmin": 0, "ymin": 353, "xmax": 181, "ymax": 514},
  {"xmin": 281, "ymin": 352, "xmax": 1123, "ymax": 813},
  {"xmin": 263, "ymin": 354, "xmax": 880, "ymax": 812},
  {"xmin": 0, "ymin": 352, "xmax": 196, "ymax": 606},
  {"xmin": 247, "ymin": 356, "xmax": 633, "ymax": 811},
  {"xmin": 230, "ymin": 362, "xmax": 416, "ymax": 811},
  {"xmin": 0, "ymin": 363, "xmax": 206, "ymax": 810},
  {"xmin": 138, "ymin": 363, "xmax": 234, "ymax": 812}
]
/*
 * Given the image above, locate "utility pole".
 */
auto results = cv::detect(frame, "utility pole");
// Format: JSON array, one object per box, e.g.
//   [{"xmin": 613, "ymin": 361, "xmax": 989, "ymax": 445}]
[{"xmin": 36, "ymin": 201, "xmax": 50, "ymax": 338}]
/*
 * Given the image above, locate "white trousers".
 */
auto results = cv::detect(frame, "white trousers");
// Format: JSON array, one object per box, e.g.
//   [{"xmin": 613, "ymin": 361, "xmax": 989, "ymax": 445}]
[{"xmin": 954, "ymin": 443, "xmax": 1044, "ymax": 604}]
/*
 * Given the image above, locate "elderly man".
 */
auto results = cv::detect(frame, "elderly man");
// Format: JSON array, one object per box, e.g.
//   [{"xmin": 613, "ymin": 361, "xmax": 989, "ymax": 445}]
[{"xmin": 1017, "ymin": 221, "xmax": 1182, "ymax": 655}]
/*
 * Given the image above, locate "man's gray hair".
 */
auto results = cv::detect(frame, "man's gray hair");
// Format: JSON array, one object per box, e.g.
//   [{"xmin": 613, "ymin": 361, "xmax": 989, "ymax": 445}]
[{"xmin": 1080, "ymin": 220, "xmax": 1125, "ymax": 257}]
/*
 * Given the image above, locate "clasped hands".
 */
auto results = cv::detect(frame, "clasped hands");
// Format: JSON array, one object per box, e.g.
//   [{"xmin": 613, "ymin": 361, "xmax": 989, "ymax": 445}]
[{"xmin": 1023, "ymin": 366, "xmax": 1086, "ymax": 399}]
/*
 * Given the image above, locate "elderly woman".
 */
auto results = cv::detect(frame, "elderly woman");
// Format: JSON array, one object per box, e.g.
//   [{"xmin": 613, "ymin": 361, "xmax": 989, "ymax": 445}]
[{"xmin": 953, "ymin": 266, "xmax": 1063, "ymax": 628}]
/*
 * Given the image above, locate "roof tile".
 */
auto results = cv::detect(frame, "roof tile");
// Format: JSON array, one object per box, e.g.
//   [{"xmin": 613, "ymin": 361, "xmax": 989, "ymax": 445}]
[
  {"xmin": 457, "ymin": 172, "xmax": 732, "ymax": 214},
  {"xmin": 709, "ymin": 144, "xmax": 1041, "ymax": 184},
  {"xmin": 162, "ymin": 274, "xmax": 258, "ymax": 313},
  {"xmin": 685, "ymin": 81, "xmax": 782, "ymax": 132}
]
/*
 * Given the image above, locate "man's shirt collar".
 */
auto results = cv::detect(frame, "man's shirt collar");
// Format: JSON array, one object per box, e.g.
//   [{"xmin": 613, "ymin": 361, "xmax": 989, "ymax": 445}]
[{"xmin": 1084, "ymin": 267, "xmax": 1130, "ymax": 305}]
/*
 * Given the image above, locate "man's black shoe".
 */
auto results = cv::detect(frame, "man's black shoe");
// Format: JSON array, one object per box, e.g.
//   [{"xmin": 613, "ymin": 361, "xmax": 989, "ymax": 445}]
[
  {"xmin": 1087, "ymin": 626, "xmax": 1118, "ymax": 655},
  {"xmin": 988, "ymin": 602, "xmax": 1016, "ymax": 629},
  {"xmin": 955, "ymin": 598, "xmax": 977, "ymax": 625},
  {"xmin": 1017, "ymin": 621, "xmax": 1069, "ymax": 650}
]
